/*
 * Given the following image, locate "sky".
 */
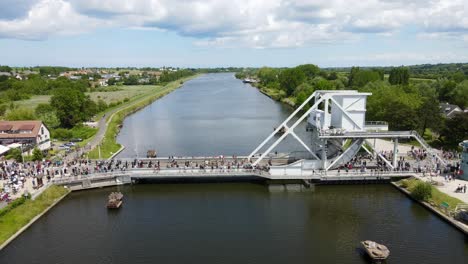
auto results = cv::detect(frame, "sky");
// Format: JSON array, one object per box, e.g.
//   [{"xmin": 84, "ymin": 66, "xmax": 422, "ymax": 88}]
[{"xmin": 0, "ymin": 0, "xmax": 467, "ymax": 68}]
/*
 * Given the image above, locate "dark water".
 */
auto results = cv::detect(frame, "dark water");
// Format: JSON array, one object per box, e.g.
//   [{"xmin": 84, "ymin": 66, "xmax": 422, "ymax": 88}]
[
  {"xmin": 1, "ymin": 184, "xmax": 467, "ymax": 264},
  {"xmin": 116, "ymin": 73, "xmax": 311, "ymax": 158}
]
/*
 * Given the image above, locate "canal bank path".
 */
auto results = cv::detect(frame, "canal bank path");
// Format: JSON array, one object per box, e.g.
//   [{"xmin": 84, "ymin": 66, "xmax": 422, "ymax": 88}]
[{"xmin": 64, "ymin": 75, "xmax": 201, "ymax": 161}]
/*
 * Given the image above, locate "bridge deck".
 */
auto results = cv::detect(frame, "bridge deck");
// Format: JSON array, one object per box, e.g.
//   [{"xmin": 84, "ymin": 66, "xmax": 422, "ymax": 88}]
[{"xmin": 52, "ymin": 168, "xmax": 418, "ymax": 191}]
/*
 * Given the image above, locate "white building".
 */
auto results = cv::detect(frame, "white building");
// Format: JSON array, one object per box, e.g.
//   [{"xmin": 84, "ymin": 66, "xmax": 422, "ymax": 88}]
[{"xmin": 0, "ymin": 121, "xmax": 51, "ymax": 151}]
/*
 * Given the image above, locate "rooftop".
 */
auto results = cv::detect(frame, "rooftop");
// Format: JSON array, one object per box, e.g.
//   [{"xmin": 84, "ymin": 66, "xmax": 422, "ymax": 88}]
[{"xmin": 0, "ymin": 120, "xmax": 43, "ymax": 139}]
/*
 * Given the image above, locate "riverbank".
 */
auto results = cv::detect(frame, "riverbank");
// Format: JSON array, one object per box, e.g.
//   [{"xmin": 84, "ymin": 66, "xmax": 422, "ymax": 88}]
[
  {"xmin": 392, "ymin": 178, "xmax": 468, "ymax": 235},
  {"xmin": 0, "ymin": 185, "xmax": 70, "ymax": 249},
  {"xmin": 86, "ymin": 74, "xmax": 201, "ymax": 159}
]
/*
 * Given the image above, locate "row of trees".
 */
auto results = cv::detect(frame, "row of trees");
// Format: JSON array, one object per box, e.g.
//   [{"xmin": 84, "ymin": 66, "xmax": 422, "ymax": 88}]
[{"xmin": 245, "ymin": 64, "xmax": 467, "ymax": 149}]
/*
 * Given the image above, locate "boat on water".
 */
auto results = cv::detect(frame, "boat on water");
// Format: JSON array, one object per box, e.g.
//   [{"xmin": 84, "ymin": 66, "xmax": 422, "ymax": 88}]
[
  {"xmin": 107, "ymin": 192, "xmax": 123, "ymax": 209},
  {"xmin": 274, "ymin": 126, "xmax": 286, "ymax": 135},
  {"xmin": 361, "ymin": 240, "xmax": 390, "ymax": 261},
  {"xmin": 147, "ymin": 149, "xmax": 157, "ymax": 158},
  {"xmin": 242, "ymin": 78, "xmax": 256, "ymax": 84}
]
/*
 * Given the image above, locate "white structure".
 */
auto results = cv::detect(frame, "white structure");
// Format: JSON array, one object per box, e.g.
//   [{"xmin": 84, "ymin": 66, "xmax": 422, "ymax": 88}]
[{"xmin": 248, "ymin": 90, "xmax": 446, "ymax": 176}]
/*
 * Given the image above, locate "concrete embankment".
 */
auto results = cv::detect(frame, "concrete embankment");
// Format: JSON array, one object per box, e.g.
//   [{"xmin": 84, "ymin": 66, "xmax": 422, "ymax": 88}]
[{"xmin": 391, "ymin": 182, "xmax": 468, "ymax": 235}]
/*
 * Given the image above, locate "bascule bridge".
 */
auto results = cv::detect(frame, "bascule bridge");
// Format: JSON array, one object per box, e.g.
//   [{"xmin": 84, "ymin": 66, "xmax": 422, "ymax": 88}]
[{"xmin": 248, "ymin": 90, "xmax": 445, "ymax": 177}]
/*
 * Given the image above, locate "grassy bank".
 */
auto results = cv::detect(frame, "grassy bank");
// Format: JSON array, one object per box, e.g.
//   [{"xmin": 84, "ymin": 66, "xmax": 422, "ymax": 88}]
[
  {"xmin": 0, "ymin": 185, "xmax": 69, "ymax": 245},
  {"xmin": 396, "ymin": 178, "xmax": 465, "ymax": 213},
  {"xmin": 87, "ymin": 75, "xmax": 200, "ymax": 159}
]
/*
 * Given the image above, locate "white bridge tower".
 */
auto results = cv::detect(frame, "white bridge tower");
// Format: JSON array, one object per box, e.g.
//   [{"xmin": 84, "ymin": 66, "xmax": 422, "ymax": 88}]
[{"xmin": 248, "ymin": 90, "xmax": 446, "ymax": 176}]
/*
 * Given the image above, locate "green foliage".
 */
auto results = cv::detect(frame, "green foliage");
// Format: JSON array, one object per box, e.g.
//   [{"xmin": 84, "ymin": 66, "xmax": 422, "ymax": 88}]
[
  {"xmin": 51, "ymin": 128, "xmax": 73, "ymax": 140},
  {"xmin": 123, "ymin": 75, "xmax": 139, "ymax": 85},
  {"xmin": 6, "ymin": 148, "xmax": 23, "ymax": 162},
  {"xmin": 37, "ymin": 66, "xmax": 73, "ymax": 76},
  {"xmin": 279, "ymin": 68, "xmax": 306, "ymax": 96},
  {"xmin": 295, "ymin": 64, "xmax": 320, "ymax": 79},
  {"xmin": 0, "ymin": 65, "xmax": 12, "ymax": 72},
  {"xmin": 0, "ymin": 104, "xmax": 7, "ymax": 116},
  {"xmin": 410, "ymin": 181, "xmax": 433, "ymax": 201},
  {"xmin": 34, "ymin": 103, "xmax": 60, "ymax": 129},
  {"xmin": 257, "ymin": 67, "xmax": 278, "ymax": 86},
  {"xmin": 5, "ymin": 108, "xmax": 37, "ymax": 120},
  {"xmin": 362, "ymin": 81, "xmax": 421, "ymax": 130},
  {"xmin": 349, "ymin": 67, "xmax": 383, "ymax": 87},
  {"xmin": 51, "ymin": 125, "xmax": 97, "ymax": 140},
  {"xmin": 0, "ymin": 197, "xmax": 27, "ymax": 218},
  {"xmin": 50, "ymin": 88, "xmax": 97, "ymax": 128},
  {"xmin": 441, "ymin": 112, "xmax": 468, "ymax": 148},
  {"xmin": 32, "ymin": 147, "xmax": 44, "ymax": 161},
  {"xmin": 389, "ymin": 67, "xmax": 410, "ymax": 85},
  {"xmin": 451, "ymin": 80, "xmax": 468, "ymax": 108}
]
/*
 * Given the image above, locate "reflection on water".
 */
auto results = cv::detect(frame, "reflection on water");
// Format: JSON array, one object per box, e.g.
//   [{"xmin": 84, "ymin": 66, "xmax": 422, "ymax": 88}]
[
  {"xmin": 0, "ymin": 184, "xmax": 467, "ymax": 264},
  {"xmin": 116, "ymin": 73, "xmax": 311, "ymax": 158}
]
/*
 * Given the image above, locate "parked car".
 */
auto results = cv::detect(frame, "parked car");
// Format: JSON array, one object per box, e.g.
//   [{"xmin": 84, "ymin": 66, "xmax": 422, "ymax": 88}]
[
  {"xmin": 65, "ymin": 142, "xmax": 76, "ymax": 147},
  {"xmin": 70, "ymin": 138, "xmax": 83, "ymax": 142},
  {"xmin": 58, "ymin": 145, "xmax": 70, "ymax": 150}
]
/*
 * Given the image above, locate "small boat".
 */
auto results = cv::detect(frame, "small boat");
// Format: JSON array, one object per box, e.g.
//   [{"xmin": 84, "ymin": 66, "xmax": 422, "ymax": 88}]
[
  {"xmin": 274, "ymin": 126, "xmax": 286, "ymax": 135},
  {"xmin": 107, "ymin": 192, "xmax": 123, "ymax": 209},
  {"xmin": 242, "ymin": 78, "xmax": 256, "ymax": 84},
  {"xmin": 361, "ymin": 240, "xmax": 390, "ymax": 261},
  {"xmin": 147, "ymin": 149, "xmax": 157, "ymax": 158}
]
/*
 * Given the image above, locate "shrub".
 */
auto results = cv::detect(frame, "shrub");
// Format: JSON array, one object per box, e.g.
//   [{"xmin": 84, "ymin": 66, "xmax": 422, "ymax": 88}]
[
  {"xmin": 0, "ymin": 197, "xmax": 27, "ymax": 217},
  {"xmin": 411, "ymin": 181, "xmax": 433, "ymax": 201}
]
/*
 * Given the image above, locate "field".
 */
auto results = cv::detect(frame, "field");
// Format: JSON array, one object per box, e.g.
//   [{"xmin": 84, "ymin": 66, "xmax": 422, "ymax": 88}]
[
  {"xmin": 12, "ymin": 85, "xmax": 160, "ymax": 110},
  {"xmin": 88, "ymin": 85, "xmax": 158, "ymax": 104}
]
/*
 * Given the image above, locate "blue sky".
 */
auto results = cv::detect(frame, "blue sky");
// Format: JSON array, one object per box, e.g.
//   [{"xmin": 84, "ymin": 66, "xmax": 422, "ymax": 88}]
[{"xmin": 0, "ymin": 0, "xmax": 467, "ymax": 68}]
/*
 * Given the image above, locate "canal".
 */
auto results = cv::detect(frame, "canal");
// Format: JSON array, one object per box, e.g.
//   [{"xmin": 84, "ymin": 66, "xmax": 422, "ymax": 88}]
[
  {"xmin": 1, "ymin": 184, "xmax": 467, "ymax": 264},
  {"xmin": 0, "ymin": 73, "xmax": 467, "ymax": 263},
  {"xmin": 116, "ymin": 73, "xmax": 311, "ymax": 158}
]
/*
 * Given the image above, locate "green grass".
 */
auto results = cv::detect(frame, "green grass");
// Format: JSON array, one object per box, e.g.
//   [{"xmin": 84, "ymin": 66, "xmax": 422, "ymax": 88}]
[
  {"xmin": 14, "ymin": 95, "xmax": 51, "ymax": 110},
  {"xmin": 89, "ymin": 85, "xmax": 157, "ymax": 104},
  {"xmin": 87, "ymin": 75, "xmax": 200, "ymax": 159},
  {"xmin": 0, "ymin": 185, "xmax": 69, "ymax": 245},
  {"xmin": 397, "ymin": 178, "xmax": 465, "ymax": 213}
]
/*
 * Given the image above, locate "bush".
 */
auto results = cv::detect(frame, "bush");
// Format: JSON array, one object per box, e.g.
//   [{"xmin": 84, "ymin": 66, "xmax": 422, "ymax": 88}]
[
  {"xmin": 0, "ymin": 197, "xmax": 27, "ymax": 217},
  {"xmin": 411, "ymin": 181, "xmax": 433, "ymax": 201},
  {"xmin": 51, "ymin": 128, "xmax": 73, "ymax": 140},
  {"xmin": 399, "ymin": 179, "xmax": 409, "ymax": 188}
]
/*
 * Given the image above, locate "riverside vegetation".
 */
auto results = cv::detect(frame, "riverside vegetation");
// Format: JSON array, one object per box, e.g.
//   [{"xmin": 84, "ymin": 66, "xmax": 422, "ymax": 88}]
[
  {"xmin": 236, "ymin": 63, "xmax": 468, "ymax": 149},
  {"xmin": 397, "ymin": 178, "xmax": 464, "ymax": 213}
]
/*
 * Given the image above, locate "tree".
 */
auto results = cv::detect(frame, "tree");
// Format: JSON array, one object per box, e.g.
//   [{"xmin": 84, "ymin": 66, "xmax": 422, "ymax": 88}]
[
  {"xmin": 279, "ymin": 68, "xmax": 306, "ymax": 96},
  {"xmin": 50, "ymin": 88, "xmax": 96, "ymax": 128},
  {"xmin": 32, "ymin": 147, "xmax": 44, "ymax": 161},
  {"xmin": 0, "ymin": 65, "xmax": 12, "ymax": 72},
  {"xmin": 295, "ymin": 64, "xmax": 320, "ymax": 79},
  {"xmin": 389, "ymin": 67, "xmax": 410, "ymax": 85},
  {"xmin": 6, "ymin": 148, "xmax": 22, "ymax": 162},
  {"xmin": 257, "ymin": 67, "xmax": 278, "ymax": 86},
  {"xmin": 348, "ymin": 67, "xmax": 382, "ymax": 87},
  {"xmin": 451, "ymin": 80, "xmax": 468, "ymax": 108},
  {"xmin": 411, "ymin": 181, "xmax": 432, "ymax": 201},
  {"xmin": 418, "ymin": 96, "xmax": 444, "ymax": 135},
  {"xmin": 441, "ymin": 112, "xmax": 468, "ymax": 148}
]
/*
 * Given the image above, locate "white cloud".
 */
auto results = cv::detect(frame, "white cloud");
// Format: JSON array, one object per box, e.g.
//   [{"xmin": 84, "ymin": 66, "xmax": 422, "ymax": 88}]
[
  {"xmin": 0, "ymin": 0, "xmax": 103, "ymax": 40},
  {"xmin": 0, "ymin": 0, "xmax": 467, "ymax": 47}
]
